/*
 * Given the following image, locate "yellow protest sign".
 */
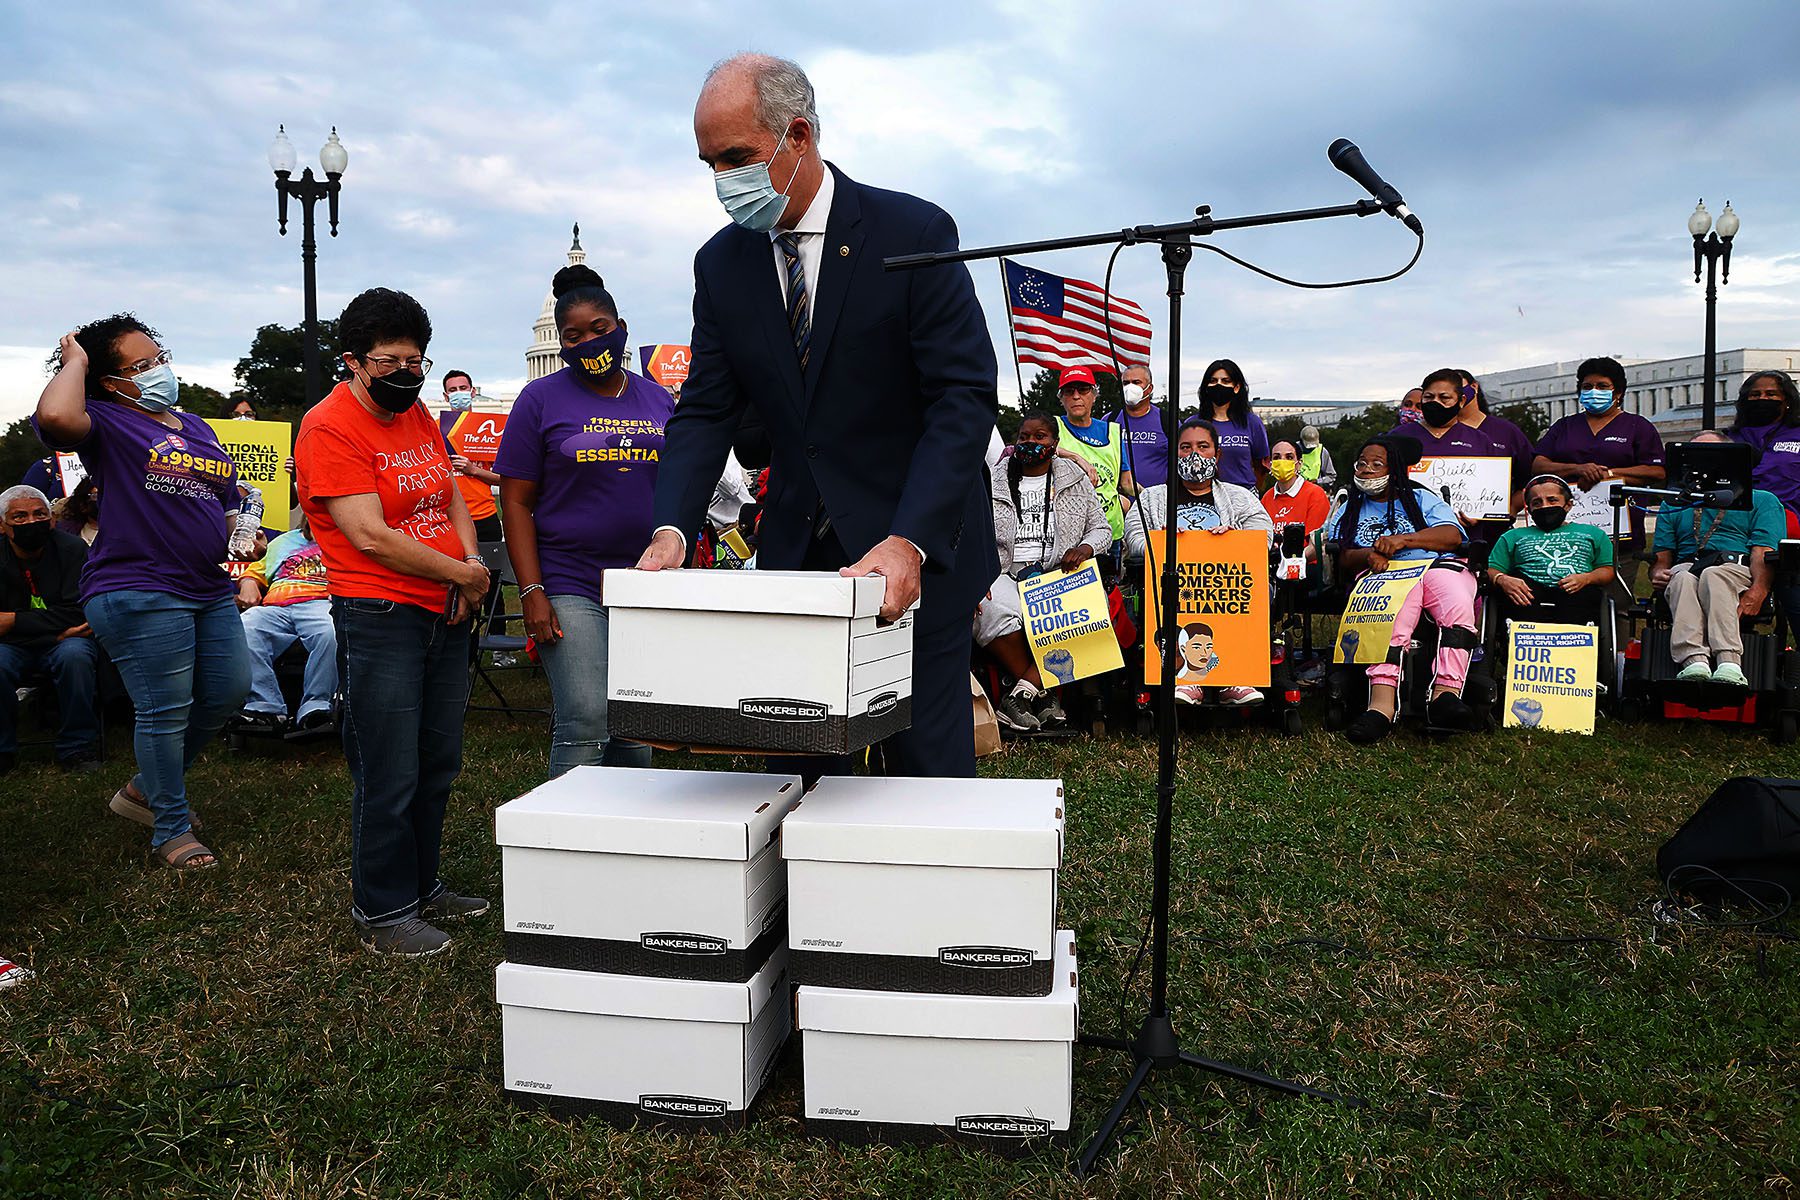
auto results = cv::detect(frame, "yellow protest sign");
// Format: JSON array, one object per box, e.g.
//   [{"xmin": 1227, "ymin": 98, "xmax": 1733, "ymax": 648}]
[
  {"xmin": 1333, "ymin": 561, "xmax": 1430, "ymax": 665},
  {"xmin": 1020, "ymin": 562, "xmax": 1122, "ymax": 686},
  {"xmin": 1144, "ymin": 530, "xmax": 1270, "ymax": 687},
  {"xmin": 1503, "ymin": 620, "xmax": 1598, "ymax": 734},
  {"xmin": 205, "ymin": 418, "xmax": 292, "ymax": 532}
]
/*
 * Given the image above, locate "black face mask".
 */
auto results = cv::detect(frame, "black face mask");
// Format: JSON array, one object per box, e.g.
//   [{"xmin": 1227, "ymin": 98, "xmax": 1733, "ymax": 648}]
[
  {"xmin": 1200, "ymin": 383, "xmax": 1237, "ymax": 411},
  {"xmin": 1421, "ymin": 400, "xmax": 1461, "ymax": 427},
  {"xmin": 9, "ymin": 518, "xmax": 51, "ymax": 553},
  {"xmin": 1530, "ymin": 506, "xmax": 1568, "ymax": 531},
  {"xmin": 1013, "ymin": 441, "xmax": 1052, "ymax": 466},
  {"xmin": 363, "ymin": 364, "xmax": 426, "ymax": 414},
  {"xmin": 1741, "ymin": 398, "xmax": 1783, "ymax": 427}
]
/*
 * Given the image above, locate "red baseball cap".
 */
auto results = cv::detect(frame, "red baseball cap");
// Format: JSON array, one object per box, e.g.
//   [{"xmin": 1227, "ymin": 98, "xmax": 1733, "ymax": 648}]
[{"xmin": 1058, "ymin": 366, "xmax": 1097, "ymax": 389}]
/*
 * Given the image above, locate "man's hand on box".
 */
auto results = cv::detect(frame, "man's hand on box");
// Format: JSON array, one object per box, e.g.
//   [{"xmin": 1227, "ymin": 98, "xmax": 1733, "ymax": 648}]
[
  {"xmin": 842, "ymin": 535, "xmax": 922, "ymax": 623},
  {"xmin": 635, "ymin": 528, "xmax": 686, "ymax": 572}
]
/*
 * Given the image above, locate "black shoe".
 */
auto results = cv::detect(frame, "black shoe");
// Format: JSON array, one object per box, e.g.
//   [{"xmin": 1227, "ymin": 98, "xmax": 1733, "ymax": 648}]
[
  {"xmin": 1344, "ymin": 709, "xmax": 1395, "ymax": 745},
  {"xmin": 58, "ymin": 751, "xmax": 102, "ymax": 775},
  {"xmin": 0, "ymin": 751, "xmax": 14, "ymax": 776},
  {"xmin": 1427, "ymin": 692, "xmax": 1479, "ymax": 731},
  {"xmin": 231, "ymin": 710, "xmax": 285, "ymax": 736},
  {"xmin": 420, "ymin": 890, "xmax": 490, "ymax": 923}
]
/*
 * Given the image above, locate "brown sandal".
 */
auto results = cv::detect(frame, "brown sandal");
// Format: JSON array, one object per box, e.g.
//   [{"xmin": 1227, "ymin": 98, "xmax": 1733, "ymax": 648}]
[
  {"xmin": 109, "ymin": 783, "xmax": 201, "ymax": 834},
  {"xmin": 152, "ymin": 834, "xmax": 217, "ymax": 871}
]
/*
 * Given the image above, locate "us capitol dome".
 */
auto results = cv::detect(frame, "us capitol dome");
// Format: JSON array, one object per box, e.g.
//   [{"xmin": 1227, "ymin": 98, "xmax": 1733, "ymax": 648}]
[{"xmin": 526, "ymin": 223, "xmax": 586, "ymax": 382}]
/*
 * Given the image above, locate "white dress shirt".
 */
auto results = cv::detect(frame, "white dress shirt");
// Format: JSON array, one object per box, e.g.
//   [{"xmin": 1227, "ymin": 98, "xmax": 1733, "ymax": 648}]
[{"xmin": 769, "ymin": 166, "xmax": 834, "ymax": 325}]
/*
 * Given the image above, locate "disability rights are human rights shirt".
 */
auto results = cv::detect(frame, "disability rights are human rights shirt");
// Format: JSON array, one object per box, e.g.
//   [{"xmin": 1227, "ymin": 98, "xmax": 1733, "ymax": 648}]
[
  {"xmin": 493, "ymin": 366, "xmax": 673, "ymax": 602},
  {"xmin": 296, "ymin": 381, "xmax": 465, "ymax": 611}
]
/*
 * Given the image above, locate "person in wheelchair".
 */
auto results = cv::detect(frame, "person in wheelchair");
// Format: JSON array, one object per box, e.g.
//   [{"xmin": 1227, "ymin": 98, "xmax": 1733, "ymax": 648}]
[
  {"xmin": 977, "ymin": 412, "xmax": 1112, "ymax": 731},
  {"xmin": 1125, "ymin": 414, "xmax": 1274, "ymax": 705},
  {"xmin": 231, "ymin": 515, "xmax": 336, "ymax": 735},
  {"xmin": 1649, "ymin": 432, "xmax": 1785, "ymax": 689},
  {"xmin": 1486, "ymin": 475, "xmax": 1615, "ymax": 625},
  {"xmin": 1330, "ymin": 435, "xmax": 1481, "ymax": 743}
]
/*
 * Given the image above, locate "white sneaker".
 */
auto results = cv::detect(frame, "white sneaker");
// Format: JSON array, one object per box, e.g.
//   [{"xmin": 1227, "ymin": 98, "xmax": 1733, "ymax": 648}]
[
  {"xmin": 1218, "ymin": 686, "xmax": 1264, "ymax": 706},
  {"xmin": 1711, "ymin": 661, "xmax": 1749, "ymax": 688},
  {"xmin": 1175, "ymin": 685, "xmax": 1204, "ymax": 705},
  {"xmin": 0, "ymin": 957, "xmax": 33, "ymax": 990}
]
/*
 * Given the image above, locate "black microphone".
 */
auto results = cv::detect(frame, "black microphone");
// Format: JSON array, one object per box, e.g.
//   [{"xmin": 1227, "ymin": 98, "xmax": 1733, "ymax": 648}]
[{"xmin": 1328, "ymin": 138, "xmax": 1423, "ymax": 234}]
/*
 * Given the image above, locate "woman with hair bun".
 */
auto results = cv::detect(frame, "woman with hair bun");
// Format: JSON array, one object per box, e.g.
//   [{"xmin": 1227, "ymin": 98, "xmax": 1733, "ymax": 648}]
[{"xmin": 495, "ymin": 263, "xmax": 672, "ymax": 777}]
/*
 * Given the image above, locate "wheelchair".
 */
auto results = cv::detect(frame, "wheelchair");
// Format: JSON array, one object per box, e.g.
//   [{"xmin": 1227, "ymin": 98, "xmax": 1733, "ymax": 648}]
[
  {"xmin": 1321, "ymin": 541, "xmax": 1498, "ymax": 735},
  {"xmin": 1614, "ymin": 538, "xmax": 1800, "ymax": 744}
]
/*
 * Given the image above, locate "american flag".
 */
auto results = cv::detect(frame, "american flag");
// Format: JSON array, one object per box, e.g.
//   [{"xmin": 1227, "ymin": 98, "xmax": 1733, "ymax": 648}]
[{"xmin": 1003, "ymin": 259, "xmax": 1152, "ymax": 374}]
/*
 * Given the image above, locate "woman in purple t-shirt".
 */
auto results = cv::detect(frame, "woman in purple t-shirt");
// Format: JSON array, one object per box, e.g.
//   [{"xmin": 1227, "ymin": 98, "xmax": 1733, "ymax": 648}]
[
  {"xmin": 495, "ymin": 265, "xmax": 672, "ymax": 778},
  {"xmin": 1196, "ymin": 358, "xmax": 1270, "ymax": 491},
  {"xmin": 34, "ymin": 315, "xmax": 249, "ymax": 870}
]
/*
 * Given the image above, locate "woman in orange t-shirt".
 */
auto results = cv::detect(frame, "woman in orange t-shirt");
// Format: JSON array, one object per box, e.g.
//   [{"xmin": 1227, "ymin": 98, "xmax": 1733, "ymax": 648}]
[
  {"xmin": 295, "ymin": 288, "xmax": 490, "ymax": 959},
  {"xmin": 1261, "ymin": 439, "xmax": 1332, "ymax": 536}
]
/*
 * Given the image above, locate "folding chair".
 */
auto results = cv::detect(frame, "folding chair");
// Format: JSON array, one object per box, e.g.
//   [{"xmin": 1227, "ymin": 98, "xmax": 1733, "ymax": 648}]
[{"xmin": 467, "ymin": 539, "xmax": 552, "ymax": 724}]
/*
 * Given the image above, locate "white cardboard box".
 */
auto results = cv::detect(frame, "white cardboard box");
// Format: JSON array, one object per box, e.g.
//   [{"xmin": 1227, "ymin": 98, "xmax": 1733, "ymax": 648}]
[
  {"xmin": 783, "ymin": 776, "xmax": 1065, "ymax": 996},
  {"xmin": 496, "ymin": 766, "xmax": 802, "ymax": 981},
  {"xmin": 498, "ymin": 948, "xmax": 790, "ymax": 1130},
  {"xmin": 602, "ymin": 569, "xmax": 914, "ymax": 754},
  {"xmin": 799, "ymin": 931, "xmax": 1077, "ymax": 1148}
]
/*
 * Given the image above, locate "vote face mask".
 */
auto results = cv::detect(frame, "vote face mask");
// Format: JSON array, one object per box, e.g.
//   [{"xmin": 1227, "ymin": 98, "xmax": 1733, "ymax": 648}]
[
  {"xmin": 714, "ymin": 127, "xmax": 804, "ymax": 232},
  {"xmin": 1176, "ymin": 452, "xmax": 1218, "ymax": 485},
  {"xmin": 1012, "ymin": 441, "xmax": 1052, "ymax": 466},
  {"xmin": 1578, "ymin": 388, "xmax": 1614, "ymax": 414},
  {"xmin": 117, "ymin": 363, "xmax": 179, "ymax": 413},
  {"xmin": 1530, "ymin": 506, "xmax": 1568, "ymax": 531},
  {"xmin": 361, "ymin": 363, "xmax": 426, "ymax": 414},
  {"xmin": 561, "ymin": 325, "xmax": 629, "ymax": 381},
  {"xmin": 446, "ymin": 390, "xmax": 473, "ymax": 412},
  {"xmin": 1122, "ymin": 383, "xmax": 1146, "ymax": 407},
  {"xmin": 1269, "ymin": 458, "xmax": 1298, "ymax": 482}
]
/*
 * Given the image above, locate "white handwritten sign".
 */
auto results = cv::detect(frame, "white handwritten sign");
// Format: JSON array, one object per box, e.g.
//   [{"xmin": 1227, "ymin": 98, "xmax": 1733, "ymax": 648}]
[
  {"xmin": 1410, "ymin": 456, "xmax": 1511, "ymax": 521},
  {"xmin": 1566, "ymin": 479, "xmax": 1617, "ymax": 531},
  {"xmin": 55, "ymin": 453, "xmax": 87, "ymax": 494}
]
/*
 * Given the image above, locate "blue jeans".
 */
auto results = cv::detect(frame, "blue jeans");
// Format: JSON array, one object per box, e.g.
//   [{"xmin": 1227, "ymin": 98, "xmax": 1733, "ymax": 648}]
[
  {"xmin": 85, "ymin": 589, "xmax": 250, "ymax": 848},
  {"xmin": 333, "ymin": 597, "xmax": 472, "ymax": 926},
  {"xmin": 242, "ymin": 599, "xmax": 337, "ymax": 720},
  {"xmin": 538, "ymin": 594, "xmax": 651, "ymax": 779},
  {"xmin": 0, "ymin": 636, "xmax": 101, "ymax": 759}
]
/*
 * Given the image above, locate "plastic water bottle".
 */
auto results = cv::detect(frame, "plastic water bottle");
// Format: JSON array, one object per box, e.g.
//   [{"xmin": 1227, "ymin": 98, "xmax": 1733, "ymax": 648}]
[{"xmin": 230, "ymin": 486, "xmax": 265, "ymax": 559}]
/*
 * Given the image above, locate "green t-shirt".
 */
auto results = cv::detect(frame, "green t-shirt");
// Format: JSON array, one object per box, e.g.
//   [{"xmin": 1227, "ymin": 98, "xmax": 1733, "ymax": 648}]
[
  {"xmin": 1652, "ymin": 489, "xmax": 1787, "ymax": 560},
  {"xmin": 1057, "ymin": 417, "xmax": 1123, "ymax": 541},
  {"xmin": 1489, "ymin": 521, "xmax": 1614, "ymax": 587}
]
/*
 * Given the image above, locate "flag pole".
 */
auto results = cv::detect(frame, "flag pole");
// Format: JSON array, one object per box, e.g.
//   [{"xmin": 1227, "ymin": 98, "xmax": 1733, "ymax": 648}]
[{"xmin": 998, "ymin": 258, "xmax": 1029, "ymax": 406}]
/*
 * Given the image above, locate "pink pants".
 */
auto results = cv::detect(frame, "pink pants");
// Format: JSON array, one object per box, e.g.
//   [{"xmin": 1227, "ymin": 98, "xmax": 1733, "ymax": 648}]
[{"xmin": 1367, "ymin": 564, "xmax": 1479, "ymax": 692}]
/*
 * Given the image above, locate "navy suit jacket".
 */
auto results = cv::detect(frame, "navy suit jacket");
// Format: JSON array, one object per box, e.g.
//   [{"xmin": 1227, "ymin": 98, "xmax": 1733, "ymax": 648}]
[{"xmin": 653, "ymin": 165, "xmax": 1000, "ymax": 619}]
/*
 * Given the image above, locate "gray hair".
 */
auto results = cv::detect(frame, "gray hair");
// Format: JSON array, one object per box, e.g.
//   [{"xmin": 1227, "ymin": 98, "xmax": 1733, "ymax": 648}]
[
  {"xmin": 0, "ymin": 484, "xmax": 50, "ymax": 514},
  {"xmin": 707, "ymin": 53, "xmax": 822, "ymax": 145}
]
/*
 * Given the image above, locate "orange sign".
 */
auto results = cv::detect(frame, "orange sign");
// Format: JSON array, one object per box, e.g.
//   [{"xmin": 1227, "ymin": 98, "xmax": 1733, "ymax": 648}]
[
  {"xmin": 447, "ymin": 412, "xmax": 508, "ymax": 466},
  {"xmin": 1142, "ymin": 530, "xmax": 1270, "ymax": 687},
  {"xmin": 639, "ymin": 344, "xmax": 692, "ymax": 395}
]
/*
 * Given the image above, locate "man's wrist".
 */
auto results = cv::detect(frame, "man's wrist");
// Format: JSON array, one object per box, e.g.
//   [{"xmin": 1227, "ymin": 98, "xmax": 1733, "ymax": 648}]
[{"xmin": 652, "ymin": 525, "xmax": 688, "ymax": 556}]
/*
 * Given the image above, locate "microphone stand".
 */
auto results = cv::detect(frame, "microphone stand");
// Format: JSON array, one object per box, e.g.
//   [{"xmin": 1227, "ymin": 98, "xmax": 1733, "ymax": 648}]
[{"xmin": 888, "ymin": 198, "xmax": 1383, "ymax": 1175}]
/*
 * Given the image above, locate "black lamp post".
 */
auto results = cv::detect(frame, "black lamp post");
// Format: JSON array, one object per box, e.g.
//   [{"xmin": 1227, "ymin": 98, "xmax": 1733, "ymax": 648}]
[
  {"xmin": 269, "ymin": 126, "xmax": 348, "ymax": 410},
  {"xmin": 1688, "ymin": 198, "xmax": 1740, "ymax": 429}
]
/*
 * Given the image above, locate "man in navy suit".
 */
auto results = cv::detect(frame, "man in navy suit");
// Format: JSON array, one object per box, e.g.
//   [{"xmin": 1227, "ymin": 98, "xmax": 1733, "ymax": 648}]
[{"xmin": 637, "ymin": 53, "xmax": 999, "ymax": 778}]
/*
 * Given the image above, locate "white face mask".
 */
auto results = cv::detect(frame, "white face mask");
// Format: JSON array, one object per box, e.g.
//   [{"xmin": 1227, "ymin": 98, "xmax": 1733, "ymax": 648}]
[
  {"xmin": 1353, "ymin": 475, "xmax": 1387, "ymax": 495},
  {"xmin": 1122, "ymin": 383, "xmax": 1146, "ymax": 407}
]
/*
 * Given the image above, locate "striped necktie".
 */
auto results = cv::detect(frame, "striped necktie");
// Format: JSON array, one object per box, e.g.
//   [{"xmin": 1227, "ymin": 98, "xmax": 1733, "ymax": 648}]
[{"xmin": 777, "ymin": 232, "xmax": 811, "ymax": 370}]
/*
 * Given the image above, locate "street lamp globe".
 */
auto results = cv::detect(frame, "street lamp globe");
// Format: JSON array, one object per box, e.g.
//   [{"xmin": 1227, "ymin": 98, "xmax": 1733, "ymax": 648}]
[
  {"xmin": 1687, "ymin": 199, "xmax": 1712, "ymax": 238},
  {"xmin": 268, "ymin": 125, "xmax": 297, "ymax": 176},
  {"xmin": 320, "ymin": 127, "xmax": 348, "ymax": 179},
  {"xmin": 1716, "ymin": 201, "xmax": 1740, "ymax": 240}
]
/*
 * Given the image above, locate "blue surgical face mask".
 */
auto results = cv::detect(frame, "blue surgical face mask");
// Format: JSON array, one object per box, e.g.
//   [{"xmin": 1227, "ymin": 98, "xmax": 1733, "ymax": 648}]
[
  {"xmin": 1578, "ymin": 387, "xmax": 1614, "ymax": 414},
  {"xmin": 446, "ymin": 390, "xmax": 473, "ymax": 412},
  {"xmin": 123, "ymin": 363, "xmax": 179, "ymax": 413},
  {"xmin": 713, "ymin": 127, "xmax": 804, "ymax": 232}
]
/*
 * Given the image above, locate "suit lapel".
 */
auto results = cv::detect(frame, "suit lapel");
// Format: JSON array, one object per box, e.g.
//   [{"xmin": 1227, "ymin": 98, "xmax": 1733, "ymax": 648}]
[
  {"xmin": 803, "ymin": 165, "xmax": 864, "ymax": 404},
  {"xmin": 742, "ymin": 230, "xmax": 805, "ymax": 412}
]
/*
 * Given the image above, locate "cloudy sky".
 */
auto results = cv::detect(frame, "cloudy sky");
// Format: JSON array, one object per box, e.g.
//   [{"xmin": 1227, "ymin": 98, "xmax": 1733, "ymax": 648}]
[{"xmin": 2, "ymin": 0, "xmax": 1797, "ymax": 425}]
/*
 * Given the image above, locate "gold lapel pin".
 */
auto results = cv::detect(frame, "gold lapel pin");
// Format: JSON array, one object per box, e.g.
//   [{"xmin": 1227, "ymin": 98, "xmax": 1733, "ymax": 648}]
[{"xmin": 839, "ymin": 245, "xmax": 850, "ymax": 256}]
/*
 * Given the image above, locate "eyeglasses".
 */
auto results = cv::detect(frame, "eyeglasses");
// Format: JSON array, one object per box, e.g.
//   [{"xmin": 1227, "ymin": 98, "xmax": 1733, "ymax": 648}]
[
  {"xmin": 1060, "ymin": 385, "xmax": 1096, "ymax": 396},
  {"xmin": 115, "ymin": 350, "xmax": 172, "ymax": 377},
  {"xmin": 1352, "ymin": 460, "xmax": 1386, "ymax": 473},
  {"xmin": 361, "ymin": 354, "xmax": 432, "ymax": 376}
]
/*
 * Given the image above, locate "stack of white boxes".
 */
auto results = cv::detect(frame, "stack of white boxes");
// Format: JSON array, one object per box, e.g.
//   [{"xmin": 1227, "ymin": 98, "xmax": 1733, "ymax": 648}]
[
  {"xmin": 784, "ymin": 776, "xmax": 1078, "ymax": 1149},
  {"xmin": 493, "ymin": 766, "xmax": 801, "ymax": 1130}
]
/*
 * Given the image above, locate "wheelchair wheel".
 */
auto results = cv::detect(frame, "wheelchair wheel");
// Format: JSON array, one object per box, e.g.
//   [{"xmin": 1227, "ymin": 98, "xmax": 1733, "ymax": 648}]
[
  {"xmin": 1778, "ymin": 711, "xmax": 1798, "ymax": 746},
  {"xmin": 1281, "ymin": 707, "xmax": 1304, "ymax": 737},
  {"xmin": 1325, "ymin": 699, "xmax": 1348, "ymax": 731}
]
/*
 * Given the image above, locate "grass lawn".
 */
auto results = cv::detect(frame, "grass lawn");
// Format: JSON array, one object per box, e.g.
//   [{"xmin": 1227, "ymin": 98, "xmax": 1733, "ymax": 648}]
[{"xmin": 3, "ymin": 675, "xmax": 1798, "ymax": 1199}]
